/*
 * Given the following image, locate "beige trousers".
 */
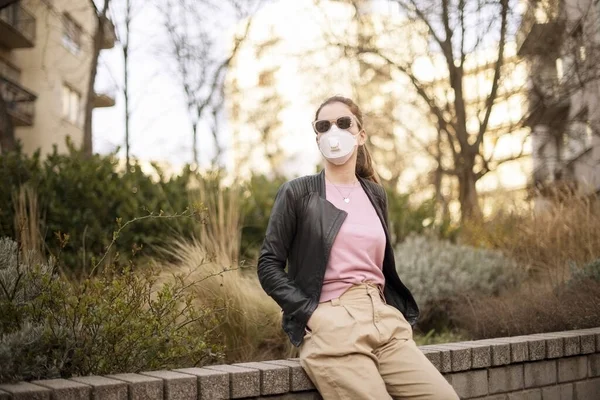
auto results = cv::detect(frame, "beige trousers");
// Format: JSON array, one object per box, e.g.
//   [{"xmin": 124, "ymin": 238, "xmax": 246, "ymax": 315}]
[{"xmin": 299, "ymin": 283, "xmax": 459, "ymax": 400}]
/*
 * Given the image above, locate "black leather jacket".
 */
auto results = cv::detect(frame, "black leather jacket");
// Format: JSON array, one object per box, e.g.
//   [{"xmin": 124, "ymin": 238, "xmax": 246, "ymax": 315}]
[{"xmin": 257, "ymin": 170, "xmax": 419, "ymax": 347}]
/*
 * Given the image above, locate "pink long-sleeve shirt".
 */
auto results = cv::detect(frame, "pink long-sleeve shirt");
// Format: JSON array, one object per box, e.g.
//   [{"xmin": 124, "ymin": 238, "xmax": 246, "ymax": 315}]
[{"xmin": 319, "ymin": 180, "xmax": 386, "ymax": 303}]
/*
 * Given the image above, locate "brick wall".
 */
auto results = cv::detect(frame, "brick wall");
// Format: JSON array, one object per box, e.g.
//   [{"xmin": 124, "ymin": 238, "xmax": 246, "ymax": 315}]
[{"xmin": 0, "ymin": 328, "xmax": 599, "ymax": 399}]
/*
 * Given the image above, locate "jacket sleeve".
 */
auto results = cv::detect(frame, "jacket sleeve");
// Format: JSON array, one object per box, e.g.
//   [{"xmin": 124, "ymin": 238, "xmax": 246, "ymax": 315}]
[{"xmin": 257, "ymin": 182, "xmax": 312, "ymax": 320}]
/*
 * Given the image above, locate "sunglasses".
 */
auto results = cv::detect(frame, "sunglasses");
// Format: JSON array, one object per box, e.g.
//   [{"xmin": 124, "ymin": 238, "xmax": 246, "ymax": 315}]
[{"xmin": 312, "ymin": 116, "xmax": 360, "ymax": 134}]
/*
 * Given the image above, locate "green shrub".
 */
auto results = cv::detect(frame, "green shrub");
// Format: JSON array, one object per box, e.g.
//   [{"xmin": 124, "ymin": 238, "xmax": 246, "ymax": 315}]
[
  {"xmin": 0, "ymin": 143, "xmax": 195, "ymax": 271},
  {"xmin": 239, "ymin": 174, "xmax": 286, "ymax": 260},
  {"xmin": 385, "ymin": 190, "xmax": 453, "ymax": 245},
  {"xmin": 569, "ymin": 258, "xmax": 600, "ymax": 283},
  {"xmin": 0, "ymin": 237, "xmax": 222, "ymax": 383},
  {"xmin": 395, "ymin": 235, "xmax": 524, "ymax": 332}
]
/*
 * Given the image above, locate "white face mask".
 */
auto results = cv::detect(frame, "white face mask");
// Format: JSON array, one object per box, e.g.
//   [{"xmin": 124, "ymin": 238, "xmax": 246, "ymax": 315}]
[{"xmin": 318, "ymin": 125, "xmax": 358, "ymax": 165}]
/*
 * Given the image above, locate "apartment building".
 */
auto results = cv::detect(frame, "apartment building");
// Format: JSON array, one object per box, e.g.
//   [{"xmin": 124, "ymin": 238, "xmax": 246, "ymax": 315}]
[
  {"xmin": 518, "ymin": 0, "xmax": 600, "ymax": 199},
  {"xmin": 0, "ymin": 0, "xmax": 115, "ymax": 156}
]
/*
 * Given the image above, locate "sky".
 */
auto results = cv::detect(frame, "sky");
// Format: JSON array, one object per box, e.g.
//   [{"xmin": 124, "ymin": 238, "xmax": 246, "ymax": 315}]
[{"xmin": 92, "ymin": 0, "xmax": 227, "ymax": 171}]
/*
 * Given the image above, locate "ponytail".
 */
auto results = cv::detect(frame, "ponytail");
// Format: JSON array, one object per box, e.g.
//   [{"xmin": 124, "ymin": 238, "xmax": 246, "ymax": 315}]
[{"xmin": 356, "ymin": 143, "xmax": 380, "ymax": 184}]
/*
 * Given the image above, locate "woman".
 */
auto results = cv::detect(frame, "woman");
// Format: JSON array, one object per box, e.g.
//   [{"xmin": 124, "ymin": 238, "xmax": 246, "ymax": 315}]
[{"xmin": 257, "ymin": 96, "xmax": 458, "ymax": 399}]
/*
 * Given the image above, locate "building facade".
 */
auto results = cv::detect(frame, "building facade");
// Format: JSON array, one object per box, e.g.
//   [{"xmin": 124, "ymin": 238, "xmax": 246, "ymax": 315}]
[
  {"xmin": 0, "ymin": 0, "xmax": 115, "ymax": 156},
  {"xmin": 518, "ymin": 0, "xmax": 600, "ymax": 199}
]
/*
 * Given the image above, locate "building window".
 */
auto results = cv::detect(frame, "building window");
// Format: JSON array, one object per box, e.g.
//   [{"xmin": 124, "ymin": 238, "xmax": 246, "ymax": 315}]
[
  {"xmin": 556, "ymin": 58, "xmax": 564, "ymax": 81},
  {"xmin": 62, "ymin": 84, "xmax": 81, "ymax": 125},
  {"xmin": 579, "ymin": 45, "xmax": 587, "ymax": 62},
  {"xmin": 62, "ymin": 13, "xmax": 82, "ymax": 54}
]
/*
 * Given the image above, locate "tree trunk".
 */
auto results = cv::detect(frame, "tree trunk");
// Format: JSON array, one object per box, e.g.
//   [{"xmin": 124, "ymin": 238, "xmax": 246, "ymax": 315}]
[
  {"xmin": 458, "ymin": 164, "xmax": 482, "ymax": 222},
  {"xmin": 192, "ymin": 122, "xmax": 198, "ymax": 166},
  {"xmin": 0, "ymin": 94, "xmax": 16, "ymax": 153},
  {"xmin": 82, "ymin": 1, "xmax": 110, "ymax": 156},
  {"xmin": 123, "ymin": 0, "xmax": 131, "ymax": 168}
]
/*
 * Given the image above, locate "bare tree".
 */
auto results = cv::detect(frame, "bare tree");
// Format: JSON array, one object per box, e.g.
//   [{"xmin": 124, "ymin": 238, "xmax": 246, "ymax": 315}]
[
  {"xmin": 319, "ymin": 0, "xmax": 525, "ymax": 221},
  {"xmin": 82, "ymin": 0, "xmax": 111, "ymax": 157},
  {"xmin": 113, "ymin": 0, "xmax": 142, "ymax": 168},
  {"xmin": 157, "ymin": 0, "xmax": 261, "ymax": 166}
]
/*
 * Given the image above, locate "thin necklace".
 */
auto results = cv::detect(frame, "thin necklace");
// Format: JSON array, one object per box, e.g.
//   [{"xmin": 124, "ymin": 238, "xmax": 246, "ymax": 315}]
[{"xmin": 326, "ymin": 176, "xmax": 358, "ymax": 204}]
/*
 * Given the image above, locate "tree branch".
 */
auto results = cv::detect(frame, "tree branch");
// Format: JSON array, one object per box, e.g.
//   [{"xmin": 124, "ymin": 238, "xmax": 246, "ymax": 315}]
[{"xmin": 474, "ymin": 0, "xmax": 509, "ymax": 151}]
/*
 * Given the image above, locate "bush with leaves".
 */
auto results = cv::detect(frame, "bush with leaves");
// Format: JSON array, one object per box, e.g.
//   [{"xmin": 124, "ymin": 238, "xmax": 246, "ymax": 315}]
[
  {"xmin": 568, "ymin": 258, "xmax": 600, "ymax": 284},
  {"xmin": 0, "ymin": 143, "xmax": 195, "ymax": 271},
  {"xmin": 0, "ymin": 237, "xmax": 223, "ymax": 383},
  {"xmin": 385, "ymin": 189, "xmax": 457, "ymax": 246},
  {"xmin": 395, "ymin": 235, "xmax": 524, "ymax": 332}
]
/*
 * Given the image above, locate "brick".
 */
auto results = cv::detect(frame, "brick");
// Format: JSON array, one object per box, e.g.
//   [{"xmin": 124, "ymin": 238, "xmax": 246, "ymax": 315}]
[
  {"xmin": 502, "ymin": 337, "xmax": 547, "ymax": 362},
  {"xmin": 562, "ymin": 336, "xmax": 580, "ymax": 357},
  {"xmin": 507, "ymin": 388, "xmax": 541, "ymax": 400},
  {"xmin": 420, "ymin": 348, "xmax": 442, "ymax": 371},
  {"xmin": 500, "ymin": 338, "xmax": 529, "ymax": 363},
  {"xmin": 257, "ymin": 392, "xmax": 323, "ymax": 400},
  {"xmin": 477, "ymin": 340, "xmax": 511, "ymax": 366},
  {"xmin": 526, "ymin": 338, "xmax": 547, "ymax": 361},
  {"xmin": 588, "ymin": 353, "xmax": 600, "ymax": 377},
  {"xmin": 541, "ymin": 383, "xmax": 573, "ymax": 400},
  {"xmin": 419, "ymin": 345, "xmax": 452, "ymax": 372},
  {"xmin": 448, "ymin": 370, "xmax": 488, "ymax": 398},
  {"xmin": 579, "ymin": 333, "xmax": 596, "ymax": 354},
  {"xmin": 524, "ymin": 360, "xmax": 557, "ymax": 388},
  {"xmin": 70, "ymin": 376, "xmax": 128, "ymax": 400},
  {"xmin": 0, "ymin": 382, "xmax": 51, "ymax": 400},
  {"xmin": 558, "ymin": 356, "xmax": 587, "ymax": 383},
  {"xmin": 205, "ymin": 364, "xmax": 260, "ymax": 399},
  {"xmin": 573, "ymin": 377, "xmax": 600, "ymax": 400},
  {"xmin": 141, "ymin": 371, "xmax": 196, "ymax": 400},
  {"xmin": 31, "ymin": 379, "xmax": 91, "ymax": 400},
  {"xmin": 264, "ymin": 359, "xmax": 315, "ymax": 392},
  {"xmin": 530, "ymin": 334, "xmax": 564, "ymax": 359},
  {"xmin": 470, "ymin": 395, "xmax": 507, "ymax": 400},
  {"xmin": 432, "ymin": 343, "xmax": 472, "ymax": 371},
  {"xmin": 453, "ymin": 342, "xmax": 492, "ymax": 369},
  {"xmin": 235, "ymin": 362, "xmax": 290, "ymax": 395},
  {"xmin": 537, "ymin": 332, "xmax": 582, "ymax": 357},
  {"xmin": 174, "ymin": 368, "xmax": 229, "ymax": 400},
  {"xmin": 489, "ymin": 365, "xmax": 524, "ymax": 394},
  {"xmin": 106, "ymin": 373, "xmax": 163, "ymax": 400},
  {"xmin": 32, "ymin": 378, "xmax": 91, "ymax": 400}
]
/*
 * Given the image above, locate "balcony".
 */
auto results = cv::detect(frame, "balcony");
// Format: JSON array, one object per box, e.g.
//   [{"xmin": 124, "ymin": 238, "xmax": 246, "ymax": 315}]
[
  {"xmin": 93, "ymin": 91, "xmax": 116, "ymax": 108},
  {"xmin": 0, "ymin": 2, "xmax": 36, "ymax": 49},
  {"xmin": 0, "ymin": 59, "xmax": 36, "ymax": 126},
  {"xmin": 101, "ymin": 17, "xmax": 116, "ymax": 50},
  {"xmin": 517, "ymin": 0, "xmax": 564, "ymax": 56},
  {"xmin": 524, "ymin": 80, "xmax": 570, "ymax": 128}
]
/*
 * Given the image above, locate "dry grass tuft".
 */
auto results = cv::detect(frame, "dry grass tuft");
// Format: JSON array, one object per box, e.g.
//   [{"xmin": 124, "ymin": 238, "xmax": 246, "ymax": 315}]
[
  {"xmin": 161, "ymin": 176, "xmax": 292, "ymax": 363},
  {"xmin": 462, "ymin": 195, "xmax": 600, "ymax": 288},
  {"xmin": 12, "ymin": 185, "xmax": 44, "ymax": 265},
  {"xmin": 454, "ymin": 279, "xmax": 600, "ymax": 339}
]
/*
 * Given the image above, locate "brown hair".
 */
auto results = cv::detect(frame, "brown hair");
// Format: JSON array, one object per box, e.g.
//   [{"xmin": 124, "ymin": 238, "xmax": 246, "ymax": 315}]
[{"xmin": 314, "ymin": 96, "xmax": 380, "ymax": 184}]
